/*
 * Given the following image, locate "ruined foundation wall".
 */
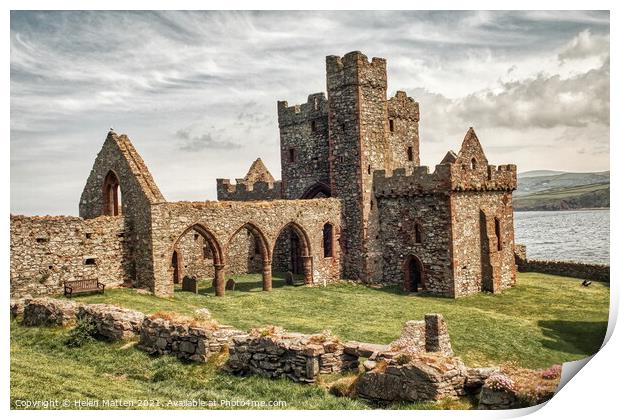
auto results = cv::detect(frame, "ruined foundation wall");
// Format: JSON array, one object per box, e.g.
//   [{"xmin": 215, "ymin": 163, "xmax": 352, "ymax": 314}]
[{"xmin": 10, "ymin": 215, "xmax": 129, "ymax": 298}]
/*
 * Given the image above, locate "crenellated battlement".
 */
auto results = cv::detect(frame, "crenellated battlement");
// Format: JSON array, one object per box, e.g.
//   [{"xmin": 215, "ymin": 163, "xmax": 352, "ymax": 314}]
[
  {"xmin": 216, "ymin": 178, "xmax": 283, "ymax": 201},
  {"xmin": 373, "ymin": 165, "xmax": 453, "ymax": 197},
  {"xmin": 277, "ymin": 93, "xmax": 328, "ymax": 127},
  {"xmin": 388, "ymin": 91, "xmax": 420, "ymax": 122},
  {"xmin": 326, "ymin": 51, "xmax": 387, "ymax": 90},
  {"xmin": 449, "ymin": 163, "xmax": 517, "ymax": 192},
  {"xmin": 373, "ymin": 162, "xmax": 517, "ymax": 198}
]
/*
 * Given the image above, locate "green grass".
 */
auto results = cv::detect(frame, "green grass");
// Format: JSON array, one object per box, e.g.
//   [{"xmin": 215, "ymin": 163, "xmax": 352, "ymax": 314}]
[{"xmin": 10, "ymin": 272, "xmax": 609, "ymax": 409}]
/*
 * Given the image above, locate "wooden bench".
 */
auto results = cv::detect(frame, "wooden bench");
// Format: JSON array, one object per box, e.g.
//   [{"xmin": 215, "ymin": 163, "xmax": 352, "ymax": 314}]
[{"xmin": 64, "ymin": 279, "xmax": 105, "ymax": 298}]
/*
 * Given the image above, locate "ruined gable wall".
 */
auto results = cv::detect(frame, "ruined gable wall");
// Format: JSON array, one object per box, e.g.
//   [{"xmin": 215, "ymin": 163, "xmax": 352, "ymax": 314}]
[
  {"xmin": 10, "ymin": 215, "xmax": 129, "ymax": 298},
  {"xmin": 149, "ymin": 199, "xmax": 342, "ymax": 296},
  {"xmin": 175, "ymin": 232, "xmax": 214, "ymax": 280},
  {"xmin": 450, "ymin": 191, "xmax": 516, "ymax": 296},
  {"xmin": 79, "ymin": 132, "xmax": 165, "ymax": 290},
  {"xmin": 277, "ymin": 93, "xmax": 330, "ymax": 199}
]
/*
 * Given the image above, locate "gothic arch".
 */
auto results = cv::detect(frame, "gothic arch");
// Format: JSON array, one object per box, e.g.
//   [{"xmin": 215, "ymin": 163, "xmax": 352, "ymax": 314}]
[
  {"xmin": 102, "ymin": 170, "xmax": 121, "ymax": 216},
  {"xmin": 403, "ymin": 254, "xmax": 425, "ymax": 292},
  {"xmin": 227, "ymin": 222, "xmax": 273, "ymax": 291},
  {"xmin": 300, "ymin": 182, "xmax": 331, "ymax": 199},
  {"xmin": 170, "ymin": 223, "xmax": 226, "ymax": 296},
  {"xmin": 273, "ymin": 221, "xmax": 313, "ymax": 285}
]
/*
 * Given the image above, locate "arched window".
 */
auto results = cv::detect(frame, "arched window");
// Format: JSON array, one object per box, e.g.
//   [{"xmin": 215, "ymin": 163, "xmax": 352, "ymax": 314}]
[
  {"xmin": 471, "ymin": 157, "xmax": 477, "ymax": 170},
  {"xmin": 102, "ymin": 170, "xmax": 121, "ymax": 216},
  {"xmin": 494, "ymin": 217, "xmax": 502, "ymax": 251},
  {"xmin": 323, "ymin": 223, "xmax": 334, "ymax": 258},
  {"xmin": 414, "ymin": 222, "xmax": 423, "ymax": 244}
]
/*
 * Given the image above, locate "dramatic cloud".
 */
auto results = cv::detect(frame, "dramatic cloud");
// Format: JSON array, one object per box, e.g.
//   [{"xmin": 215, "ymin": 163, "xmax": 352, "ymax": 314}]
[{"xmin": 10, "ymin": 11, "xmax": 610, "ymax": 215}]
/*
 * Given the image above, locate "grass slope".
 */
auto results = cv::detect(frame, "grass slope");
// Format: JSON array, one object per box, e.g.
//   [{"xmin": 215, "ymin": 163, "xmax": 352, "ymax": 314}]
[
  {"xmin": 513, "ymin": 183, "xmax": 609, "ymax": 211},
  {"xmin": 11, "ymin": 273, "xmax": 609, "ymax": 409}
]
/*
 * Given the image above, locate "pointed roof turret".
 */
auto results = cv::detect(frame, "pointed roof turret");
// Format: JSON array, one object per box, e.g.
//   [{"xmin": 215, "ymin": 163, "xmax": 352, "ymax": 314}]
[
  {"xmin": 440, "ymin": 150, "xmax": 458, "ymax": 164},
  {"xmin": 243, "ymin": 158, "xmax": 275, "ymax": 184},
  {"xmin": 455, "ymin": 127, "xmax": 488, "ymax": 167}
]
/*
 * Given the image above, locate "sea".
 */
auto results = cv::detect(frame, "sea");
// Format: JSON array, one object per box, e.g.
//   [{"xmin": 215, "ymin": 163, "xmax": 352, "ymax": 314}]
[{"xmin": 513, "ymin": 209, "xmax": 610, "ymax": 265}]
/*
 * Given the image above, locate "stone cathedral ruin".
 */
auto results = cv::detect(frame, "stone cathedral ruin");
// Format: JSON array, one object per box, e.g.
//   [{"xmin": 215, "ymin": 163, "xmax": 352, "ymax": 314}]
[{"xmin": 10, "ymin": 51, "xmax": 518, "ymax": 299}]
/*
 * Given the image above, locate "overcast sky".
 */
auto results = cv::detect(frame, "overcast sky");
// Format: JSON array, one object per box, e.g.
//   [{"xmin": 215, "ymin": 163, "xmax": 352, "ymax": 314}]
[{"xmin": 10, "ymin": 10, "xmax": 610, "ymax": 216}]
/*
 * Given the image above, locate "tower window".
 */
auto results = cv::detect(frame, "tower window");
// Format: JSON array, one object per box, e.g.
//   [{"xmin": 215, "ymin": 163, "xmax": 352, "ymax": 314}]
[
  {"xmin": 407, "ymin": 146, "xmax": 414, "ymax": 162},
  {"xmin": 389, "ymin": 119, "xmax": 395, "ymax": 132},
  {"xmin": 323, "ymin": 223, "xmax": 334, "ymax": 258},
  {"xmin": 311, "ymin": 120, "xmax": 317, "ymax": 132},
  {"xmin": 471, "ymin": 158, "xmax": 477, "ymax": 170},
  {"xmin": 414, "ymin": 223, "xmax": 423, "ymax": 244},
  {"xmin": 289, "ymin": 148, "xmax": 296, "ymax": 163},
  {"xmin": 84, "ymin": 258, "xmax": 97, "ymax": 266},
  {"xmin": 495, "ymin": 218, "xmax": 502, "ymax": 251},
  {"xmin": 367, "ymin": 165, "xmax": 371, "ymax": 175}
]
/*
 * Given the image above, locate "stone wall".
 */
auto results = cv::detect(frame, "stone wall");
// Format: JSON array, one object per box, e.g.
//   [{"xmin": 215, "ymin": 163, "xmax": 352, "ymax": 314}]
[
  {"xmin": 78, "ymin": 304, "xmax": 145, "ymax": 341},
  {"xmin": 22, "ymin": 297, "xmax": 82, "ymax": 327},
  {"xmin": 10, "ymin": 215, "xmax": 129, "ymax": 298},
  {"xmin": 138, "ymin": 314, "xmax": 244, "ymax": 362},
  {"xmin": 518, "ymin": 259, "xmax": 610, "ymax": 282},
  {"xmin": 79, "ymin": 131, "xmax": 166, "ymax": 290},
  {"xmin": 450, "ymin": 191, "xmax": 516, "ymax": 296},
  {"xmin": 226, "ymin": 328, "xmax": 358, "ymax": 383},
  {"xmin": 149, "ymin": 199, "xmax": 342, "ymax": 296},
  {"xmin": 277, "ymin": 93, "xmax": 330, "ymax": 199},
  {"xmin": 376, "ymin": 193, "xmax": 454, "ymax": 295}
]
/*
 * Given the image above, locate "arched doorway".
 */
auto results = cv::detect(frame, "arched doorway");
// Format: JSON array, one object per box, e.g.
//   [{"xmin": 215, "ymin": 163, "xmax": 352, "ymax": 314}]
[
  {"xmin": 272, "ymin": 222, "xmax": 313, "ymax": 285},
  {"xmin": 300, "ymin": 182, "xmax": 331, "ymax": 199},
  {"xmin": 171, "ymin": 224, "xmax": 226, "ymax": 296},
  {"xmin": 227, "ymin": 223, "xmax": 272, "ymax": 291},
  {"xmin": 403, "ymin": 255, "xmax": 424, "ymax": 292},
  {"xmin": 102, "ymin": 170, "xmax": 121, "ymax": 216}
]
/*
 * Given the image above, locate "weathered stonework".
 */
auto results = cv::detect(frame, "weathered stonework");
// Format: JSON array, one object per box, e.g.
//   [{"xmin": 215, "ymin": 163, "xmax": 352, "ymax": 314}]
[
  {"xmin": 77, "ymin": 304, "xmax": 145, "ymax": 341},
  {"xmin": 390, "ymin": 314, "xmax": 453, "ymax": 356},
  {"xmin": 138, "ymin": 315, "xmax": 244, "ymax": 362},
  {"xmin": 514, "ymin": 244, "xmax": 610, "ymax": 282},
  {"xmin": 226, "ymin": 328, "xmax": 358, "ymax": 383},
  {"xmin": 22, "ymin": 297, "xmax": 82, "ymax": 327},
  {"xmin": 11, "ymin": 50, "xmax": 518, "ymax": 299},
  {"xmin": 10, "ymin": 215, "xmax": 129, "ymax": 298}
]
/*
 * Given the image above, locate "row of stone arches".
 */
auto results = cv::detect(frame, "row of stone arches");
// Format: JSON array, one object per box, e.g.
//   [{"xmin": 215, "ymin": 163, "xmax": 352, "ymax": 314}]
[{"xmin": 170, "ymin": 221, "xmax": 334, "ymax": 296}]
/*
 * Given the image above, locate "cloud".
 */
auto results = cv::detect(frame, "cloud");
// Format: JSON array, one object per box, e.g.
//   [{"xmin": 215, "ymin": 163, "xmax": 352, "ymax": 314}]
[
  {"xmin": 9, "ymin": 11, "xmax": 610, "ymax": 215},
  {"xmin": 176, "ymin": 129, "xmax": 241, "ymax": 152},
  {"xmin": 454, "ymin": 58, "xmax": 609, "ymax": 129},
  {"xmin": 558, "ymin": 29, "xmax": 610, "ymax": 62}
]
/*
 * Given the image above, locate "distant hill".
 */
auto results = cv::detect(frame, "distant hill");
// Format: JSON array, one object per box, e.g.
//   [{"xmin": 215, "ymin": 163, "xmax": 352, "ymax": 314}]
[{"xmin": 514, "ymin": 170, "xmax": 610, "ymax": 211}]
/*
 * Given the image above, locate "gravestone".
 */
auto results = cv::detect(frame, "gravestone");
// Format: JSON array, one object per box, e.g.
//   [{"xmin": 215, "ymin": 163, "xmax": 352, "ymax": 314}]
[
  {"xmin": 182, "ymin": 276, "xmax": 198, "ymax": 294},
  {"xmin": 225, "ymin": 278, "xmax": 236, "ymax": 291}
]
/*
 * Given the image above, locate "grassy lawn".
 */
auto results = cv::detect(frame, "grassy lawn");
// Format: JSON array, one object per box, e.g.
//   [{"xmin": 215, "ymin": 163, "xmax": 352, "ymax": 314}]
[{"xmin": 10, "ymin": 272, "xmax": 608, "ymax": 409}]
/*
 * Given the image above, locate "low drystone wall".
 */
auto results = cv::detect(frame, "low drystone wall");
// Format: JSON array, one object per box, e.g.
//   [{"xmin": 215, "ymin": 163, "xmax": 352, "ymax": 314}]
[
  {"xmin": 138, "ymin": 314, "xmax": 244, "ymax": 362},
  {"xmin": 78, "ymin": 304, "xmax": 145, "ymax": 341},
  {"xmin": 22, "ymin": 297, "xmax": 82, "ymax": 327},
  {"xmin": 226, "ymin": 328, "xmax": 358, "ymax": 383},
  {"xmin": 514, "ymin": 244, "xmax": 609, "ymax": 282}
]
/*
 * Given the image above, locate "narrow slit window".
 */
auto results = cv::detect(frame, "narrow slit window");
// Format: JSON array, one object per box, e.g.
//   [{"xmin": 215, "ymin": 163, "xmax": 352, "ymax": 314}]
[
  {"xmin": 289, "ymin": 148, "xmax": 296, "ymax": 163},
  {"xmin": 495, "ymin": 218, "xmax": 502, "ymax": 251},
  {"xmin": 407, "ymin": 146, "xmax": 414, "ymax": 162},
  {"xmin": 389, "ymin": 119, "xmax": 395, "ymax": 132},
  {"xmin": 414, "ymin": 223, "xmax": 423, "ymax": 244},
  {"xmin": 311, "ymin": 120, "xmax": 317, "ymax": 132},
  {"xmin": 323, "ymin": 223, "xmax": 334, "ymax": 258}
]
